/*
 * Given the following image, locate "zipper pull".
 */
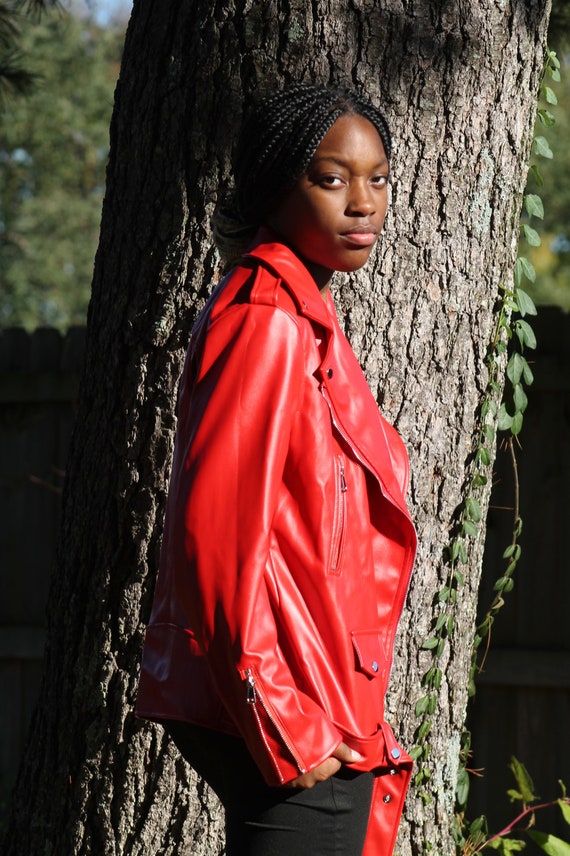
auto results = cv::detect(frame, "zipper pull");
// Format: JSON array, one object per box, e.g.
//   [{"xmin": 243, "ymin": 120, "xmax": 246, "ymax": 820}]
[
  {"xmin": 340, "ymin": 465, "xmax": 347, "ymax": 492},
  {"xmin": 245, "ymin": 669, "xmax": 257, "ymax": 704}
]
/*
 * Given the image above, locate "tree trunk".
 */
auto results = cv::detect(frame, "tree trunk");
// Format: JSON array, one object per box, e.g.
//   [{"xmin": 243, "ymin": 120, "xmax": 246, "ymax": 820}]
[{"xmin": 3, "ymin": 1, "xmax": 551, "ymax": 854}]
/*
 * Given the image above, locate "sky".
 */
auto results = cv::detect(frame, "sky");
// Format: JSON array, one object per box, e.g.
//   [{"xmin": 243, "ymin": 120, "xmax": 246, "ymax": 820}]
[{"xmin": 70, "ymin": 0, "xmax": 133, "ymax": 26}]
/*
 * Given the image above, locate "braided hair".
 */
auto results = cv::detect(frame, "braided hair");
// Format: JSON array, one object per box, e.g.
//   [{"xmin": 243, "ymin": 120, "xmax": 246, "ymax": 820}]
[{"xmin": 212, "ymin": 83, "xmax": 392, "ymax": 269}]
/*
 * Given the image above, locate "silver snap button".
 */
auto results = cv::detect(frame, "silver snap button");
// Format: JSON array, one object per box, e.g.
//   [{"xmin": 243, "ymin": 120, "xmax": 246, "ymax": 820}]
[
  {"xmin": 383, "ymin": 794, "xmax": 392, "ymax": 804},
  {"xmin": 389, "ymin": 768, "xmax": 396, "ymax": 776}
]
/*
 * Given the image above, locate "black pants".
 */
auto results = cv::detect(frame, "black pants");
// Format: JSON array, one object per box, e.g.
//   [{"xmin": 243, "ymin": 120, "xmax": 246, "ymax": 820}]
[{"xmin": 165, "ymin": 721, "xmax": 374, "ymax": 856}]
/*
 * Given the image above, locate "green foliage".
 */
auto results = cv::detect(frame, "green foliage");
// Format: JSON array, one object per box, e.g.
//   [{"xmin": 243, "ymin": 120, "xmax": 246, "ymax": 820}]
[
  {"xmin": 0, "ymin": 7, "xmax": 124, "ymax": 329},
  {"xmin": 0, "ymin": 1, "xmax": 62, "ymax": 103},
  {"xmin": 464, "ymin": 761, "xmax": 570, "ymax": 854},
  {"xmin": 521, "ymin": 41, "xmax": 570, "ymax": 311}
]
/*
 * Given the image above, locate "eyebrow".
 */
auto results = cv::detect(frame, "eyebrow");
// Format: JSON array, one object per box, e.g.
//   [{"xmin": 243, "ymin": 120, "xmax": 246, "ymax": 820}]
[{"xmin": 310, "ymin": 155, "xmax": 389, "ymax": 170}]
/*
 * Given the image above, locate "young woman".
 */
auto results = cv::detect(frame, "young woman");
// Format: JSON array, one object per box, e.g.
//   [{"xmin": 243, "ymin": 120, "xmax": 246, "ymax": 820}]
[{"xmin": 136, "ymin": 83, "xmax": 417, "ymax": 856}]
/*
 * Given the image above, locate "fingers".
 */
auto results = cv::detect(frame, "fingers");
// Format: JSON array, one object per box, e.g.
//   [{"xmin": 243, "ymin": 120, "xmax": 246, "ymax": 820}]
[
  {"xmin": 284, "ymin": 743, "xmax": 364, "ymax": 790},
  {"xmin": 332, "ymin": 742, "xmax": 364, "ymax": 765},
  {"xmin": 285, "ymin": 756, "xmax": 341, "ymax": 789}
]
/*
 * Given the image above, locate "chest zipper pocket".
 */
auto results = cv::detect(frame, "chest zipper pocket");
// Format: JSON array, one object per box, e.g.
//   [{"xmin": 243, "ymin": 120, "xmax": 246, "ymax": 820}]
[{"xmin": 329, "ymin": 455, "xmax": 348, "ymax": 575}]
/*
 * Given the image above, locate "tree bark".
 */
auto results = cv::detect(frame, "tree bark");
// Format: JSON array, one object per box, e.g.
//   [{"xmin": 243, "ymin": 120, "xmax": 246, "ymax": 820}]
[{"xmin": 3, "ymin": 1, "xmax": 551, "ymax": 854}]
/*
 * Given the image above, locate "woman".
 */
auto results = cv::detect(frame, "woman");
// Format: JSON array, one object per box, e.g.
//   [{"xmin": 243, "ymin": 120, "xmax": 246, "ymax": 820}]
[{"xmin": 136, "ymin": 83, "xmax": 417, "ymax": 856}]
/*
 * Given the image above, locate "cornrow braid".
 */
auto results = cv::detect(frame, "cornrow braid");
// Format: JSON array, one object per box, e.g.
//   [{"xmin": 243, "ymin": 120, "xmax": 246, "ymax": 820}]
[{"xmin": 211, "ymin": 83, "xmax": 392, "ymax": 269}]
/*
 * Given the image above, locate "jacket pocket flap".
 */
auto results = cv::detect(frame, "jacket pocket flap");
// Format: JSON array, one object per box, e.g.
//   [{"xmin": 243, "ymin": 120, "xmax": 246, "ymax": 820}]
[{"xmin": 351, "ymin": 630, "xmax": 388, "ymax": 680}]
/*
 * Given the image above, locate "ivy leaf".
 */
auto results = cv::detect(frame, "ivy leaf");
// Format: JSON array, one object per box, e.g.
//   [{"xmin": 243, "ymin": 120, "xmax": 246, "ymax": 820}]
[
  {"xmin": 498, "ymin": 404, "xmax": 513, "ymax": 431},
  {"xmin": 511, "ymin": 411, "xmax": 524, "ymax": 435},
  {"xmin": 527, "ymin": 831, "xmax": 570, "ymax": 855},
  {"xmin": 514, "ymin": 319, "xmax": 538, "ymax": 350},
  {"xmin": 432, "ymin": 667, "xmax": 442, "ymax": 690},
  {"xmin": 415, "ymin": 694, "xmax": 430, "ymax": 716},
  {"xmin": 558, "ymin": 799, "xmax": 570, "ymax": 826},
  {"xmin": 530, "ymin": 163, "xmax": 544, "ymax": 186},
  {"xmin": 435, "ymin": 614, "xmax": 447, "ymax": 632},
  {"xmin": 486, "ymin": 838, "xmax": 526, "ymax": 852},
  {"xmin": 466, "ymin": 496, "xmax": 482, "ymax": 522},
  {"xmin": 448, "ymin": 539, "xmax": 461, "ymax": 561},
  {"xmin": 456, "ymin": 766, "xmax": 470, "ymax": 809},
  {"xmin": 510, "ymin": 757, "xmax": 538, "ymax": 803},
  {"xmin": 418, "ymin": 719, "xmax": 432, "ymax": 741},
  {"xmin": 523, "ymin": 360, "xmax": 534, "ymax": 385},
  {"xmin": 516, "ymin": 287, "xmax": 538, "ymax": 316},
  {"xmin": 507, "ymin": 352, "xmax": 525, "ymax": 385},
  {"xmin": 525, "ymin": 194, "xmax": 544, "ymax": 219},
  {"xmin": 533, "ymin": 135, "xmax": 554, "ymax": 158},
  {"xmin": 515, "ymin": 257, "xmax": 536, "ymax": 285},
  {"xmin": 507, "ymin": 788, "xmax": 524, "ymax": 802},
  {"xmin": 538, "ymin": 108, "xmax": 556, "ymax": 127},
  {"xmin": 522, "ymin": 223, "xmax": 541, "ymax": 247},
  {"xmin": 543, "ymin": 85, "xmax": 558, "ymax": 105},
  {"xmin": 513, "ymin": 383, "xmax": 528, "ymax": 414},
  {"xmin": 547, "ymin": 49, "xmax": 561, "ymax": 68}
]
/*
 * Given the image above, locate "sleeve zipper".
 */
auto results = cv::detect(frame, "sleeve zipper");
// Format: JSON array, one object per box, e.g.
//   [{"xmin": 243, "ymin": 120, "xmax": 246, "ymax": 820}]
[{"xmin": 243, "ymin": 668, "xmax": 307, "ymax": 777}]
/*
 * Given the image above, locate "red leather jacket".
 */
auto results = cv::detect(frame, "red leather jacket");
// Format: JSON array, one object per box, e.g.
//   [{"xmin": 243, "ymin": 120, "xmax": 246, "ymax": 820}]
[{"xmin": 136, "ymin": 230, "xmax": 417, "ymax": 854}]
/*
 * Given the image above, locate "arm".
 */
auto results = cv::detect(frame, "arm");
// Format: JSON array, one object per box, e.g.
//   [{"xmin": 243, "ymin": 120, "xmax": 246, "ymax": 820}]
[{"xmin": 169, "ymin": 301, "xmax": 343, "ymax": 784}]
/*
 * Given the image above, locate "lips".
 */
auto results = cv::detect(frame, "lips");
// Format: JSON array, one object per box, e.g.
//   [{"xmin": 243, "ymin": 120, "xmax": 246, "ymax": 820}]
[{"xmin": 340, "ymin": 226, "xmax": 378, "ymax": 247}]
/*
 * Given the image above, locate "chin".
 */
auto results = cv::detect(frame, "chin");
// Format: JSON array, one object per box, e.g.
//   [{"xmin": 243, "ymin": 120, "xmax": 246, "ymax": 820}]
[{"xmin": 336, "ymin": 255, "xmax": 373, "ymax": 274}]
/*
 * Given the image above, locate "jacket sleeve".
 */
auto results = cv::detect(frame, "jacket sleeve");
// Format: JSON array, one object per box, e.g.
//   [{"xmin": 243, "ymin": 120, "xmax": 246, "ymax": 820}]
[{"xmin": 167, "ymin": 300, "xmax": 342, "ymax": 785}]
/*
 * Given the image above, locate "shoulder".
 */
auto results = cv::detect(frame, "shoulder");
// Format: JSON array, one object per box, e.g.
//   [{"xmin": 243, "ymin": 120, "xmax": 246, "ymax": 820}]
[{"xmin": 205, "ymin": 256, "xmax": 309, "ymax": 340}]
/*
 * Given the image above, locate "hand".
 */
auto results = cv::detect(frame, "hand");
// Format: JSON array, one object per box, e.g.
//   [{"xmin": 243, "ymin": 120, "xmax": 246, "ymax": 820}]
[{"xmin": 284, "ymin": 742, "xmax": 364, "ymax": 790}]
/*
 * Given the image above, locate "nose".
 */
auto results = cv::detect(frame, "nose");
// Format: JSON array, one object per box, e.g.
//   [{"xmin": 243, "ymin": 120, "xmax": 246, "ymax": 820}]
[{"xmin": 346, "ymin": 180, "xmax": 376, "ymax": 216}]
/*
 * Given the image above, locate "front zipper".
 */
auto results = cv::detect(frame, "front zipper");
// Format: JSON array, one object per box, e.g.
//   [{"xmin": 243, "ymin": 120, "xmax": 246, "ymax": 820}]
[
  {"xmin": 243, "ymin": 668, "xmax": 307, "ymax": 778},
  {"xmin": 329, "ymin": 455, "xmax": 347, "ymax": 574}
]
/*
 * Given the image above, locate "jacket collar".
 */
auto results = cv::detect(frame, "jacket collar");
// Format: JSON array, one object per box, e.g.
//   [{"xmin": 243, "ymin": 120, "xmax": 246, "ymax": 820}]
[{"xmin": 244, "ymin": 228, "xmax": 334, "ymax": 334}]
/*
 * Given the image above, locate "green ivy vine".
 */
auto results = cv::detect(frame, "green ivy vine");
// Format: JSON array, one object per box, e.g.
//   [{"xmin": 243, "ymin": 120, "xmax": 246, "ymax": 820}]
[{"xmin": 409, "ymin": 48, "xmax": 561, "ymax": 836}]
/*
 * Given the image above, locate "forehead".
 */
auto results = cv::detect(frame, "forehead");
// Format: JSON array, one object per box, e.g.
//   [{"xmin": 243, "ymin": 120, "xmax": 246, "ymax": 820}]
[{"xmin": 310, "ymin": 114, "xmax": 387, "ymax": 166}]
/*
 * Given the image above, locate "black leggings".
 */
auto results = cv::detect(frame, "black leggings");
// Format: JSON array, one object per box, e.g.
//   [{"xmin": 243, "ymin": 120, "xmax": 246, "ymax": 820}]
[{"xmin": 165, "ymin": 720, "xmax": 374, "ymax": 856}]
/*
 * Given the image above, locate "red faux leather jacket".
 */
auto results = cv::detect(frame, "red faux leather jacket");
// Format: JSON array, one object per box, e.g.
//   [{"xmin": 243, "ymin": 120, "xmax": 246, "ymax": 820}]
[{"xmin": 136, "ymin": 230, "xmax": 417, "ymax": 854}]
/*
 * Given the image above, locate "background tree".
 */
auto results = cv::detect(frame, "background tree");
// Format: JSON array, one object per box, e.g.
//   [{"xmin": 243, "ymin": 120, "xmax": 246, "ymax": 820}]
[
  {"xmin": 0, "ymin": 0, "xmax": 58, "ymax": 102},
  {"xmin": 0, "ymin": 7, "xmax": 125, "ymax": 329},
  {"xmin": 2, "ymin": 1, "xmax": 552, "ymax": 855}
]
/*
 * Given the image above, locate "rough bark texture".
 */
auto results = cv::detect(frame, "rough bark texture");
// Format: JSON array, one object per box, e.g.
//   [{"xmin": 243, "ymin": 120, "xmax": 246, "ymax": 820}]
[{"xmin": 3, "ymin": 1, "xmax": 551, "ymax": 854}]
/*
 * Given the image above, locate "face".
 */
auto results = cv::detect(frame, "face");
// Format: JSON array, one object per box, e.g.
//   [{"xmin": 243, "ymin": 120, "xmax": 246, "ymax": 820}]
[{"xmin": 267, "ymin": 113, "xmax": 390, "ymax": 293}]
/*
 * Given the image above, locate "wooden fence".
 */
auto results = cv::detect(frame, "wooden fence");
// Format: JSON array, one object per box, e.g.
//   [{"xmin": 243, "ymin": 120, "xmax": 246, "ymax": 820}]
[
  {"xmin": 468, "ymin": 306, "xmax": 570, "ymax": 848},
  {"xmin": 0, "ymin": 326, "xmax": 85, "ymax": 818},
  {"xmin": 0, "ymin": 312, "xmax": 568, "ymax": 848}
]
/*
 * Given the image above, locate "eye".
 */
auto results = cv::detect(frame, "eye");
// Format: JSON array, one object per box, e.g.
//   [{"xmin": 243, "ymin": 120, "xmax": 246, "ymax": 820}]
[
  {"xmin": 371, "ymin": 174, "xmax": 389, "ymax": 187},
  {"xmin": 318, "ymin": 174, "xmax": 344, "ymax": 188}
]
